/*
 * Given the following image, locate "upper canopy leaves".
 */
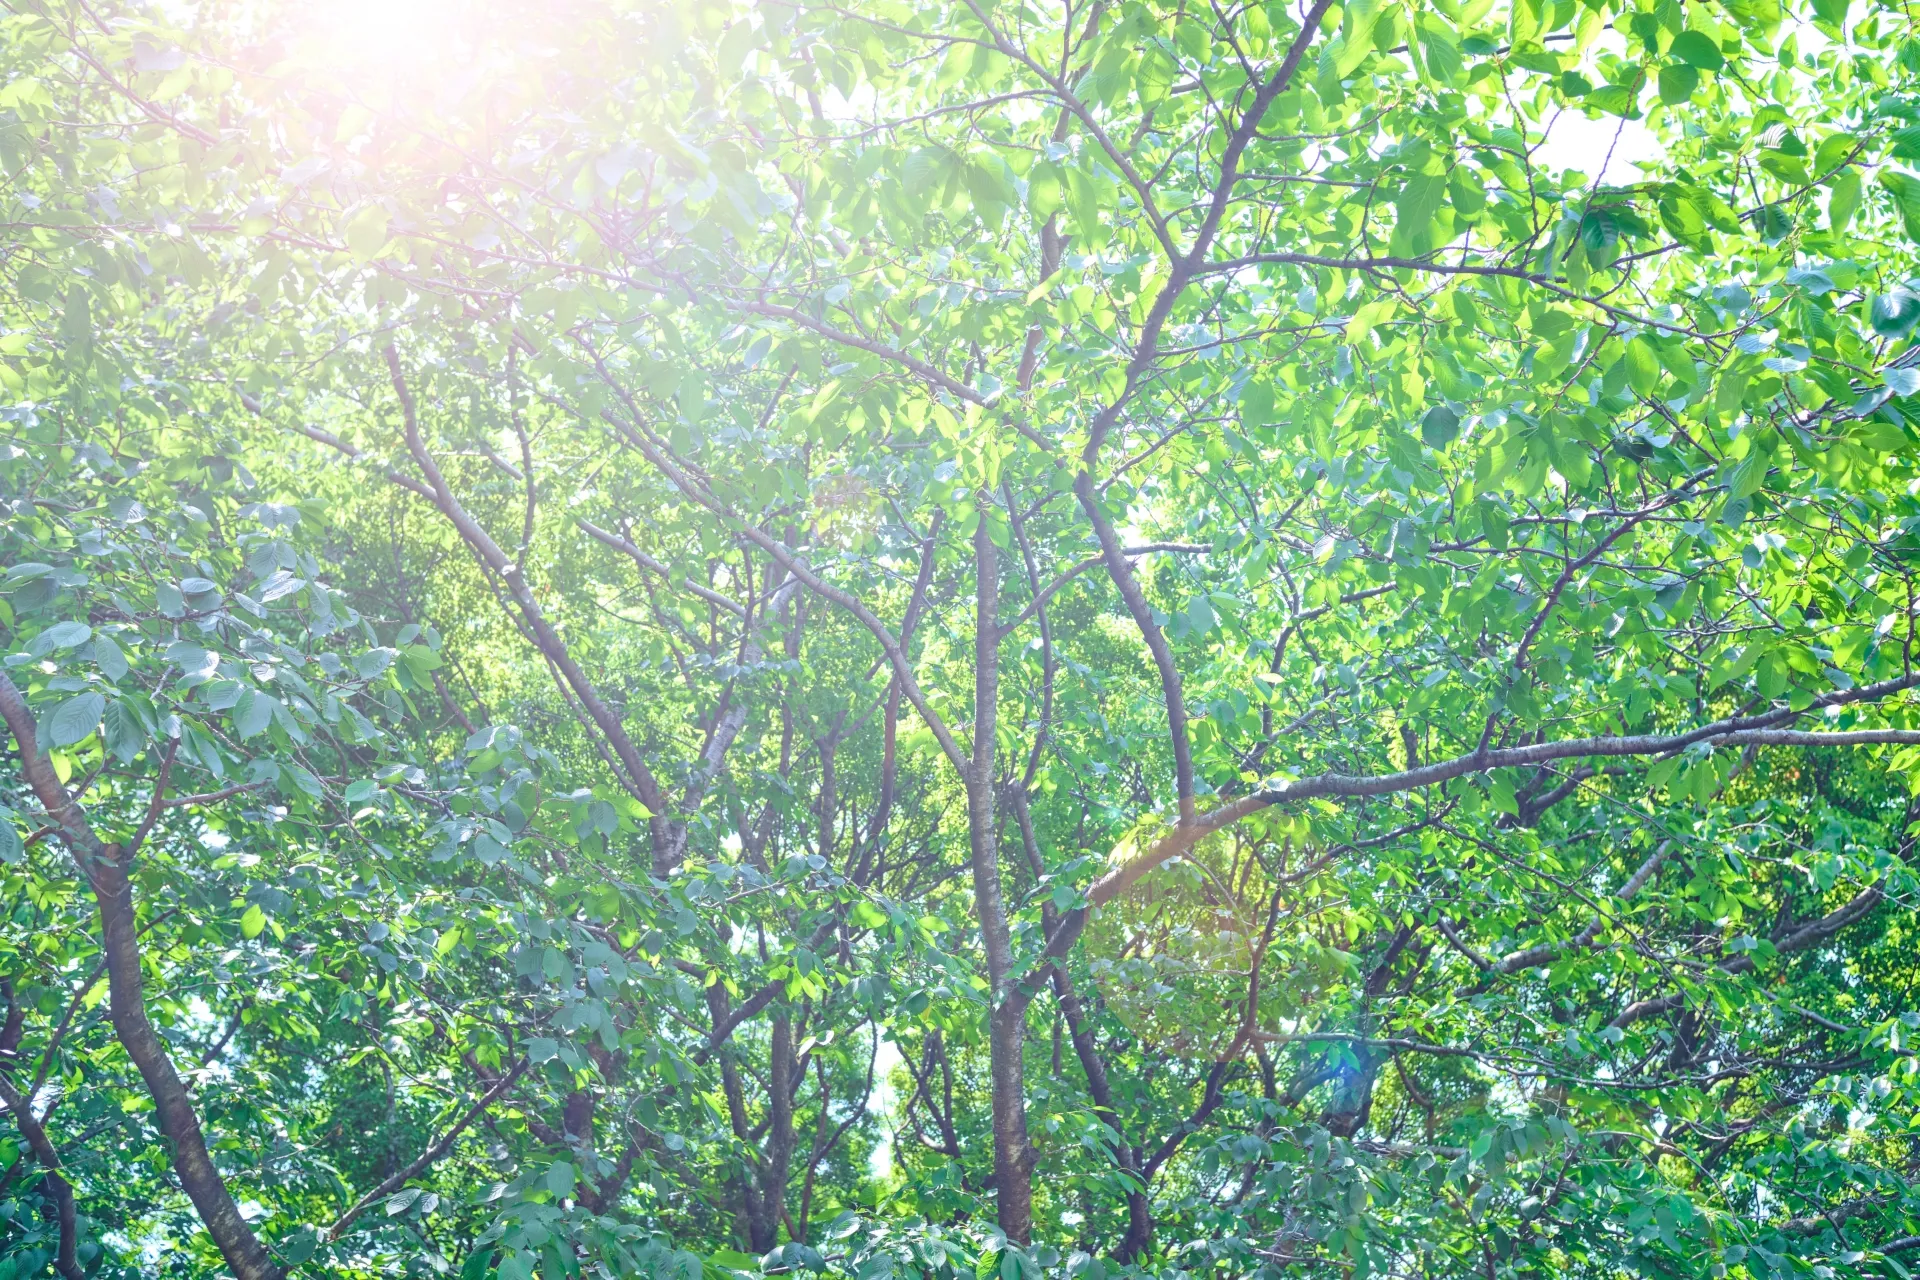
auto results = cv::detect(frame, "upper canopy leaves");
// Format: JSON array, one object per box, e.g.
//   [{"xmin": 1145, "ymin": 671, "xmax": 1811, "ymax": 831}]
[{"xmin": 4, "ymin": 0, "xmax": 1920, "ymax": 1276}]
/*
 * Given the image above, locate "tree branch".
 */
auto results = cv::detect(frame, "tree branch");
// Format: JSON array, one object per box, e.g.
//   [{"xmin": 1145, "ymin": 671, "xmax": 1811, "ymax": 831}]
[
  {"xmin": 1088, "ymin": 674, "xmax": 1920, "ymax": 908},
  {"xmin": 1609, "ymin": 876, "xmax": 1887, "ymax": 1029},
  {"xmin": 0, "ymin": 673, "xmax": 282, "ymax": 1280},
  {"xmin": 0, "ymin": 1069, "xmax": 83, "ymax": 1280},
  {"xmin": 380, "ymin": 346, "xmax": 678, "ymax": 868},
  {"xmin": 325, "ymin": 1058, "xmax": 530, "ymax": 1241}
]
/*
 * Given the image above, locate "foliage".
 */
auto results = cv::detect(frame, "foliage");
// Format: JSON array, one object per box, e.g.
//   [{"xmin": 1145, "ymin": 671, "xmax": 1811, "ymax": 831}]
[{"xmin": 4, "ymin": 0, "xmax": 1920, "ymax": 1277}]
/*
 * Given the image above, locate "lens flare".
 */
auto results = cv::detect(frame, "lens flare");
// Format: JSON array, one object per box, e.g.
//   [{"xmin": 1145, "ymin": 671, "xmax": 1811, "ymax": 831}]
[{"xmin": 282, "ymin": 0, "xmax": 478, "ymax": 81}]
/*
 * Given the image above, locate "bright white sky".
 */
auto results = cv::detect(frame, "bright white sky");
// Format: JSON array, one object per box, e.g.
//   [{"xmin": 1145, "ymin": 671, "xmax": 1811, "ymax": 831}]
[{"xmin": 1532, "ymin": 109, "xmax": 1666, "ymax": 185}]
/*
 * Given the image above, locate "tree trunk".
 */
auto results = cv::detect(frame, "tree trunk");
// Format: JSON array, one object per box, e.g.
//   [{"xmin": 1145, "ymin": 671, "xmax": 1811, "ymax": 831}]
[
  {"xmin": 764, "ymin": 1010, "xmax": 796, "ymax": 1246},
  {"xmin": 93, "ymin": 853, "xmax": 285, "ymax": 1280},
  {"xmin": 0, "ymin": 675, "xmax": 281, "ymax": 1280},
  {"xmin": 969, "ymin": 514, "xmax": 1033, "ymax": 1243}
]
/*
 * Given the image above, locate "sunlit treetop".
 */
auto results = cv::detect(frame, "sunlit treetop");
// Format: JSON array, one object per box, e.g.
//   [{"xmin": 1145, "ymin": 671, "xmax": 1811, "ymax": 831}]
[{"xmin": 4, "ymin": 0, "xmax": 1920, "ymax": 1278}]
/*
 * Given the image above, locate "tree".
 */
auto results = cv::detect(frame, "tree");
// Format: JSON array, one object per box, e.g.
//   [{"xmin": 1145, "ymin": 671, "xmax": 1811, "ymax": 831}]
[{"xmin": 5, "ymin": 0, "xmax": 1920, "ymax": 1276}]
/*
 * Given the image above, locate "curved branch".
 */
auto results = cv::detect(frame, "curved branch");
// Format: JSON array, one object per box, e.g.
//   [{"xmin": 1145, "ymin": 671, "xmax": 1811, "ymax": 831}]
[
  {"xmin": 1609, "ymin": 876, "xmax": 1887, "ymax": 1029},
  {"xmin": 1074, "ymin": 472, "xmax": 1197, "ymax": 824},
  {"xmin": 0, "ymin": 673, "xmax": 282, "ymax": 1280},
  {"xmin": 1088, "ymin": 674, "xmax": 1920, "ymax": 908},
  {"xmin": 999, "ymin": 543, "xmax": 1209, "ymax": 639},
  {"xmin": 0, "ymin": 1069, "xmax": 83, "ymax": 1280}
]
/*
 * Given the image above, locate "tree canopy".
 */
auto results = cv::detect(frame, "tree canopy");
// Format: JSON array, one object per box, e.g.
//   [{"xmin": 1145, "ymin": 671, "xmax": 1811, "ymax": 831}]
[{"xmin": 5, "ymin": 0, "xmax": 1920, "ymax": 1278}]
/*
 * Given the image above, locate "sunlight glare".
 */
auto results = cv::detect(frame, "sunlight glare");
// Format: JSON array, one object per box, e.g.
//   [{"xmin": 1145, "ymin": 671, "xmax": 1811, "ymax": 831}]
[{"xmin": 288, "ymin": 0, "xmax": 473, "ymax": 78}]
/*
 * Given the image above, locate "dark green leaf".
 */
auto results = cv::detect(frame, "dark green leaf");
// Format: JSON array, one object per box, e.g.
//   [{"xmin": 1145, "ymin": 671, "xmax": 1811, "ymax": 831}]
[
  {"xmin": 1871, "ymin": 288, "xmax": 1920, "ymax": 338},
  {"xmin": 235, "ymin": 690, "xmax": 276, "ymax": 740},
  {"xmin": 103, "ymin": 702, "xmax": 144, "ymax": 764},
  {"xmin": 49, "ymin": 692, "xmax": 104, "ymax": 747},
  {"xmin": 1421, "ymin": 403, "xmax": 1462, "ymax": 448},
  {"xmin": 93, "ymin": 634, "xmax": 128, "ymax": 680}
]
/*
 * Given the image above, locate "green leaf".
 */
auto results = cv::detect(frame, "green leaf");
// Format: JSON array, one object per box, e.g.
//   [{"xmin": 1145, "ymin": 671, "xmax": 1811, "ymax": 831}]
[
  {"xmin": 1420, "ymin": 25, "xmax": 1463, "ymax": 85},
  {"xmin": 49, "ymin": 692, "xmax": 104, "ymax": 747},
  {"xmin": 1393, "ymin": 172, "xmax": 1448, "ymax": 249},
  {"xmin": 343, "ymin": 205, "xmax": 391, "ymax": 260},
  {"xmin": 1878, "ymin": 170, "xmax": 1920, "ymax": 241},
  {"xmin": 1829, "ymin": 168, "xmax": 1862, "ymax": 230},
  {"xmin": 1658, "ymin": 191, "xmax": 1709, "ymax": 249},
  {"xmin": 93, "ymin": 634, "xmax": 128, "ymax": 680},
  {"xmin": 1346, "ymin": 298, "xmax": 1396, "ymax": 342},
  {"xmin": 1853, "ymin": 417, "xmax": 1910, "ymax": 452},
  {"xmin": 1623, "ymin": 339, "xmax": 1660, "ymax": 396},
  {"xmin": 1729, "ymin": 448, "xmax": 1768, "ymax": 500},
  {"xmin": 1337, "ymin": 0, "xmax": 1382, "ymax": 75},
  {"xmin": 1241, "ymin": 380, "xmax": 1275, "ymax": 426},
  {"xmin": 0, "ymin": 820, "xmax": 21, "ymax": 866},
  {"xmin": 964, "ymin": 159, "xmax": 1014, "ymax": 226},
  {"xmin": 240, "ymin": 904, "xmax": 266, "ymax": 939},
  {"xmin": 1667, "ymin": 31, "xmax": 1725, "ymax": 70},
  {"xmin": 402, "ymin": 644, "xmax": 442, "ymax": 681},
  {"xmin": 1871, "ymin": 289, "xmax": 1920, "ymax": 340},
  {"xmin": 103, "ymin": 702, "xmax": 145, "ymax": 764},
  {"xmin": 545, "ymin": 1160, "xmax": 576, "ymax": 1197},
  {"xmin": 1813, "ymin": 132, "xmax": 1857, "ymax": 178},
  {"xmin": 902, "ymin": 147, "xmax": 952, "ymax": 198},
  {"xmin": 1065, "ymin": 167, "xmax": 1108, "ymax": 242},
  {"xmin": 1758, "ymin": 150, "xmax": 1808, "ymax": 183},
  {"xmin": 1449, "ymin": 168, "xmax": 1487, "ymax": 217},
  {"xmin": 1585, "ymin": 83, "xmax": 1639, "ymax": 118},
  {"xmin": 1506, "ymin": 0, "xmax": 1541, "ymax": 46},
  {"xmin": 60, "ymin": 286, "xmax": 91, "ymax": 367},
  {"xmin": 1027, "ymin": 162, "xmax": 1065, "ymax": 219},
  {"xmin": 1421, "ymin": 403, "xmax": 1462, "ymax": 448},
  {"xmin": 235, "ymin": 690, "xmax": 276, "ymax": 740},
  {"xmin": 38, "ymin": 620, "xmax": 90, "ymax": 651},
  {"xmin": 1657, "ymin": 64, "xmax": 1699, "ymax": 104},
  {"xmin": 1714, "ymin": 367, "xmax": 1752, "ymax": 416},
  {"xmin": 278, "ymin": 1229, "xmax": 321, "ymax": 1266}
]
